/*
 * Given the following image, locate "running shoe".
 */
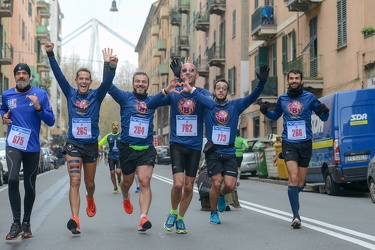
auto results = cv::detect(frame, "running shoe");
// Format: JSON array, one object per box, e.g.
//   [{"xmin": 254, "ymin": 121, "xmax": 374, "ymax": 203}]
[
  {"xmin": 175, "ymin": 219, "xmax": 187, "ymax": 234},
  {"xmin": 138, "ymin": 216, "xmax": 152, "ymax": 232},
  {"xmin": 163, "ymin": 213, "xmax": 177, "ymax": 231},
  {"xmin": 86, "ymin": 194, "xmax": 96, "ymax": 217},
  {"xmin": 113, "ymin": 187, "xmax": 118, "ymax": 194},
  {"xmin": 67, "ymin": 216, "xmax": 81, "ymax": 234},
  {"xmin": 135, "ymin": 187, "xmax": 140, "ymax": 193},
  {"xmin": 123, "ymin": 193, "xmax": 133, "ymax": 214},
  {"xmin": 218, "ymin": 194, "xmax": 226, "ymax": 212},
  {"xmin": 210, "ymin": 211, "xmax": 221, "ymax": 225},
  {"xmin": 291, "ymin": 216, "xmax": 301, "ymax": 229},
  {"xmin": 21, "ymin": 222, "xmax": 32, "ymax": 238},
  {"xmin": 5, "ymin": 223, "xmax": 22, "ymax": 240}
]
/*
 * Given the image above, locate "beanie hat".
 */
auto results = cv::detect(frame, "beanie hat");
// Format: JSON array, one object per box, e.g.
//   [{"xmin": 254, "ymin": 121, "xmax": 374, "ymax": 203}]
[{"xmin": 14, "ymin": 63, "xmax": 31, "ymax": 76}]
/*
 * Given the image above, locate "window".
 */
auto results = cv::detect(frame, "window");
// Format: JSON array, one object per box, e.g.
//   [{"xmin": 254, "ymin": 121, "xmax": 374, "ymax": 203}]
[
  {"xmin": 28, "ymin": 1, "xmax": 32, "ymax": 17},
  {"xmin": 282, "ymin": 35, "xmax": 288, "ymax": 73},
  {"xmin": 228, "ymin": 67, "xmax": 236, "ymax": 94},
  {"xmin": 272, "ymin": 42, "xmax": 277, "ymax": 76},
  {"xmin": 22, "ymin": 20, "xmax": 25, "ymax": 41},
  {"xmin": 232, "ymin": 10, "xmax": 236, "ymax": 37},
  {"xmin": 337, "ymin": 0, "xmax": 347, "ymax": 48},
  {"xmin": 253, "ymin": 117, "xmax": 260, "ymax": 138}
]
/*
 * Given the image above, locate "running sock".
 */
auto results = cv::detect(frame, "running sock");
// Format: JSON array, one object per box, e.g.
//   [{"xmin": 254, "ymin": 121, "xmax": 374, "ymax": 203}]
[
  {"xmin": 288, "ymin": 186, "xmax": 299, "ymax": 217},
  {"xmin": 169, "ymin": 209, "xmax": 178, "ymax": 215},
  {"xmin": 140, "ymin": 214, "xmax": 147, "ymax": 219},
  {"xmin": 177, "ymin": 215, "xmax": 184, "ymax": 221}
]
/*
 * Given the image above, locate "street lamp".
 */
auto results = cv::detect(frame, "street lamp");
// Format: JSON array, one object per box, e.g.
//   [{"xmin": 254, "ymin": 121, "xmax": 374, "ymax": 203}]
[{"xmin": 110, "ymin": 0, "xmax": 118, "ymax": 12}]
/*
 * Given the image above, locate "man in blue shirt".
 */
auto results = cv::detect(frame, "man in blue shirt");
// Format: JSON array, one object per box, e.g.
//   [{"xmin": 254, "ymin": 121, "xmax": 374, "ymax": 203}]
[
  {"xmin": 260, "ymin": 68, "xmax": 329, "ymax": 229},
  {"xmin": 1, "ymin": 63, "xmax": 55, "ymax": 240},
  {"xmin": 46, "ymin": 42, "xmax": 118, "ymax": 234}
]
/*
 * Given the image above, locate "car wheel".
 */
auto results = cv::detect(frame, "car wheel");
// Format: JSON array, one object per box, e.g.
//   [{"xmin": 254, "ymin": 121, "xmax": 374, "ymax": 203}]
[
  {"xmin": 369, "ymin": 179, "xmax": 375, "ymax": 203},
  {"xmin": 324, "ymin": 170, "xmax": 340, "ymax": 196}
]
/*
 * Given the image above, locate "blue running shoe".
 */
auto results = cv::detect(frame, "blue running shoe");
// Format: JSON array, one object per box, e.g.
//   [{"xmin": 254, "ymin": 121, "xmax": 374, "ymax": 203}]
[
  {"xmin": 163, "ymin": 213, "xmax": 177, "ymax": 231},
  {"xmin": 175, "ymin": 219, "xmax": 187, "ymax": 234},
  {"xmin": 210, "ymin": 211, "xmax": 221, "ymax": 224},
  {"xmin": 218, "ymin": 194, "xmax": 226, "ymax": 212}
]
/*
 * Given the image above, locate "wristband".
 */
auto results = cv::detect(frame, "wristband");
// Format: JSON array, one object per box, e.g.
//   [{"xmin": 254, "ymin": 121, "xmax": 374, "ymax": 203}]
[
  {"xmin": 162, "ymin": 89, "xmax": 168, "ymax": 96},
  {"xmin": 36, "ymin": 106, "xmax": 43, "ymax": 112},
  {"xmin": 190, "ymin": 87, "xmax": 196, "ymax": 94}
]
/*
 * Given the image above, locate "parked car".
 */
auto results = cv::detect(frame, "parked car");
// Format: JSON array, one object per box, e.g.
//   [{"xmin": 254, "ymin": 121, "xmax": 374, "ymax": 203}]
[
  {"xmin": 367, "ymin": 156, "xmax": 375, "ymax": 203},
  {"xmin": 240, "ymin": 138, "xmax": 261, "ymax": 178},
  {"xmin": 155, "ymin": 146, "xmax": 171, "ymax": 165},
  {"xmin": 0, "ymin": 138, "xmax": 5, "ymax": 185},
  {"xmin": 41, "ymin": 147, "xmax": 54, "ymax": 171},
  {"xmin": 48, "ymin": 148, "xmax": 59, "ymax": 169}
]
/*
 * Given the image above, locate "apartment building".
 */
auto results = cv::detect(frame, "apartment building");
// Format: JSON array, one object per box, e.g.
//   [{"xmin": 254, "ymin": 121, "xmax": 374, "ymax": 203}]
[
  {"xmin": 0, "ymin": 0, "xmax": 64, "ymax": 143},
  {"xmin": 136, "ymin": 0, "xmax": 375, "ymax": 142}
]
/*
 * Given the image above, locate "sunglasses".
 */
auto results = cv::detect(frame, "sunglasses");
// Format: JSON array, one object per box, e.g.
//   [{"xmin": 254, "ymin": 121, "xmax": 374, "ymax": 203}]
[
  {"xmin": 215, "ymin": 87, "xmax": 228, "ymax": 91},
  {"xmin": 181, "ymin": 68, "xmax": 195, "ymax": 73}
]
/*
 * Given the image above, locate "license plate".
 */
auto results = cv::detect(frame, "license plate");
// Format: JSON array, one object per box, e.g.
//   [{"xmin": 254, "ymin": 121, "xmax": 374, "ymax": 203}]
[{"xmin": 345, "ymin": 155, "xmax": 369, "ymax": 163}]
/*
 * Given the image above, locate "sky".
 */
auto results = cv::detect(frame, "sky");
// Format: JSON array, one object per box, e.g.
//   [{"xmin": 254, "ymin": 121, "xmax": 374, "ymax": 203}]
[{"xmin": 58, "ymin": 0, "xmax": 157, "ymax": 74}]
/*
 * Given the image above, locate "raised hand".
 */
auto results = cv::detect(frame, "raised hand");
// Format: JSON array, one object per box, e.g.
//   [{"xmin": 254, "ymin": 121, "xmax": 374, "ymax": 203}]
[
  {"xmin": 26, "ymin": 93, "xmax": 41, "ymax": 110},
  {"xmin": 260, "ymin": 103, "xmax": 268, "ymax": 115},
  {"xmin": 102, "ymin": 48, "xmax": 113, "ymax": 62},
  {"xmin": 45, "ymin": 42, "xmax": 54, "ymax": 52},
  {"xmin": 109, "ymin": 55, "xmax": 119, "ymax": 67},
  {"xmin": 170, "ymin": 59, "xmax": 181, "ymax": 78},
  {"xmin": 256, "ymin": 64, "xmax": 270, "ymax": 83}
]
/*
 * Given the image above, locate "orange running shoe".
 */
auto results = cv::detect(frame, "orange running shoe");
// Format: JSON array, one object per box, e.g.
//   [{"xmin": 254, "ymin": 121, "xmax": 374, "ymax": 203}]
[
  {"xmin": 67, "ymin": 216, "xmax": 81, "ymax": 234},
  {"xmin": 138, "ymin": 216, "xmax": 152, "ymax": 232},
  {"xmin": 86, "ymin": 194, "xmax": 96, "ymax": 217},
  {"xmin": 122, "ymin": 193, "xmax": 133, "ymax": 214}
]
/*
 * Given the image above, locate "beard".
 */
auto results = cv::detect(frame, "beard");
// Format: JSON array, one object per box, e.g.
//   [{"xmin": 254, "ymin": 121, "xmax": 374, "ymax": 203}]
[{"xmin": 16, "ymin": 80, "xmax": 30, "ymax": 89}]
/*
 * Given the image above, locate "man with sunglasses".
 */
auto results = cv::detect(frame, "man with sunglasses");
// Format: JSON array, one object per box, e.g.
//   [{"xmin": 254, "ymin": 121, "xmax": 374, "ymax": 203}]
[
  {"xmin": 203, "ymin": 65, "xmax": 269, "ymax": 224},
  {"xmin": 147, "ymin": 58, "xmax": 215, "ymax": 234}
]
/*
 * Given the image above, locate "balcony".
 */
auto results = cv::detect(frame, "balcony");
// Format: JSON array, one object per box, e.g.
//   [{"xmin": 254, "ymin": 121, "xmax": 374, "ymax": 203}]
[
  {"xmin": 157, "ymin": 39, "xmax": 166, "ymax": 51},
  {"xmin": 36, "ymin": 25, "xmax": 49, "ymax": 40},
  {"xmin": 251, "ymin": 76, "xmax": 278, "ymax": 104},
  {"xmin": 160, "ymin": 5, "xmax": 169, "ymax": 19},
  {"xmin": 284, "ymin": 54, "xmax": 323, "ymax": 92},
  {"xmin": 286, "ymin": 0, "xmax": 323, "ymax": 12},
  {"xmin": 251, "ymin": 6, "xmax": 277, "ymax": 41},
  {"xmin": 0, "ymin": 0, "xmax": 13, "ymax": 18},
  {"xmin": 178, "ymin": 36, "xmax": 189, "ymax": 51},
  {"xmin": 170, "ymin": 9, "xmax": 181, "ymax": 26},
  {"xmin": 207, "ymin": 42, "xmax": 225, "ymax": 67},
  {"xmin": 0, "ymin": 43, "xmax": 13, "ymax": 65},
  {"xmin": 193, "ymin": 55, "xmax": 209, "ymax": 78},
  {"xmin": 170, "ymin": 46, "xmax": 181, "ymax": 58},
  {"xmin": 152, "ymin": 47, "xmax": 162, "ymax": 58},
  {"xmin": 36, "ymin": 0, "xmax": 48, "ymax": 10},
  {"xmin": 178, "ymin": 0, "xmax": 190, "ymax": 14},
  {"xmin": 37, "ymin": 55, "xmax": 50, "ymax": 72},
  {"xmin": 194, "ymin": 12, "xmax": 209, "ymax": 32},
  {"xmin": 39, "ymin": 8, "xmax": 50, "ymax": 19},
  {"xmin": 151, "ymin": 24, "xmax": 159, "ymax": 36},
  {"xmin": 151, "ymin": 74, "xmax": 159, "ymax": 85},
  {"xmin": 208, "ymin": 0, "xmax": 225, "ymax": 16},
  {"xmin": 159, "ymin": 62, "xmax": 169, "ymax": 75}
]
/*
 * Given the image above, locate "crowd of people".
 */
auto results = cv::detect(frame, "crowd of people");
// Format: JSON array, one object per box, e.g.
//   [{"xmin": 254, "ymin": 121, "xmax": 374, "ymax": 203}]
[{"xmin": 0, "ymin": 40, "xmax": 329, "ymax": 240}]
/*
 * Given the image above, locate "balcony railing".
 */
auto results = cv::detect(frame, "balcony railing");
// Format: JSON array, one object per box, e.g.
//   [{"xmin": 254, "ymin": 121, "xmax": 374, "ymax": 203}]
[
  {"xmin": 193, "ymin": 55, "xmax": 209, "ymax": 77},
  {"xmin": 207, "ymin": 42, "xmax": 225, "ymax": 67},
  {"xmin": 36, "ymin": 25, "xmax": 49, "ymax": 39},
  {"xmin": 170, "ymin": 9, "xmax": 181, "ymax": 26},
  {"xmin": 0, "ymin": 43, "xmax": 13, "ymax": 65},
  {"xmin": 284, "ymin": 54, "xmax": 323, "ymax": 90},
  {"xmin": 208, "ymin": 0, "xmax": 226, "ymax": 16},
  {"xmin": 287, "ymin": 0, "xmax": 324, "ymax": 12},
  {"xmin": 178, "ymin": 0, "xmax": 190, "ymax": 14},
  {"xmin": 159, "ymin": 62, "xmax": 169, "ymax": 75},
  {"xmin": 178, "ymin": 36, "xmax": 189, "ymax": 51},
  {"xmin": 0, "ymin": 0, "xmax": 13, "ymax": 18},
  {"xmin": 39, "ymin": 8, "xmax": 50, "ymax": 18},
  {"xmin": 170, "ymin": 46, "xmax": 181, "ymax": 58},
  {"xmin": 251, "ymin": 6, "xmax": 277, "ymax": 40},
  {"xmin": 36, "ymin": 0, "xmax": 48, "ymax": 10},
  {"xmin": 194, "ymin": 12, "xmax": 209, "ymax": 32},
  {"xmin": 252, "ymin": 76, "xmax": 278, "ymax": 97},
  {"xmin": 37, "ymin": 55, "xmax": 50, "ymax": 72}
]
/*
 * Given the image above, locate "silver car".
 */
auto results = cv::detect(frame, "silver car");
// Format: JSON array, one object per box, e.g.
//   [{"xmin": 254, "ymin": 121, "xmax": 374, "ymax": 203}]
[
  {"xmin": 0, "ymin": 138, "xmax": 6, "ymax": 185},
  {"xmin": 240, "ymin": 138, "xmax": 261, "ymax": 178}
]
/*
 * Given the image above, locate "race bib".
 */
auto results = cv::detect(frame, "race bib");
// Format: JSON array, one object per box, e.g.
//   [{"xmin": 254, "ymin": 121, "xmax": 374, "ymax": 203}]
[
  {"xmin": 287, "ymin": 120, "xmax": 306, "ymax": 140},
  {"xmin": 7, "ymin": 125, "xmax": 31, "ymax": 150},
  {"xmin": 72, "ymin": 118, "xmax": 92, "ymax": 139},
  {"xmin": 129, "ymin": 116, "xmax": 149, "ymax": 139},
  {"xmin": 212, "ymin": 126, "xmax": 230, "ymax": 145},
  {"xmin": 176, "ymin": 115, "xmax": 197, "ymax": 136}
]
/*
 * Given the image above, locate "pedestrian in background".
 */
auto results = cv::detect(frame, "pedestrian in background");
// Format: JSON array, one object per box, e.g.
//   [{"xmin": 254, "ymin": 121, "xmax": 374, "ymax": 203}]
[
  {"xmin": 98, "ymin": 121, "xmax": 122, "ymax": 194},
  {"xmin": 1, "ymin": 63, "xmax": 55, "ymax": 240},
  {"xmin": 260, "ymin": 68, "xmax": 329, "ymax": 229},
  {"xmin": 46, "ymin": 42, "xmax": 118, "ymax": 234}
]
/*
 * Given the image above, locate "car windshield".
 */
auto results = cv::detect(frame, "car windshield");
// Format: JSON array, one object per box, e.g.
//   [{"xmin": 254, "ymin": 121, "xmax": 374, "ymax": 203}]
[{"xmin": 0, "ymin": 140, "xmax": 5, "ymax": 151}]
